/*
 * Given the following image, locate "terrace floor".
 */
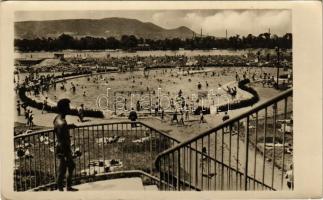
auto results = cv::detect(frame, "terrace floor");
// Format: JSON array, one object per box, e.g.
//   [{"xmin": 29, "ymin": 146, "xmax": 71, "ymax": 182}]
[{"xmin": 71, "ymin": 177, "xmax": 158, "ymax": 191}]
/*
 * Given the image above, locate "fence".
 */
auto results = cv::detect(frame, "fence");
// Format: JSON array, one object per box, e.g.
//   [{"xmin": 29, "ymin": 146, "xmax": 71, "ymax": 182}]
[
  {"xmin": 14, "ymin": 89, "xmax": 293, "ymax": 191},
  {"xmin": 155, "ymin": 88, "xmax": 293, "ymax": 191},
  {"xmin": 14, "ymin": 121, "xmax": 179, "ymax": 191}
]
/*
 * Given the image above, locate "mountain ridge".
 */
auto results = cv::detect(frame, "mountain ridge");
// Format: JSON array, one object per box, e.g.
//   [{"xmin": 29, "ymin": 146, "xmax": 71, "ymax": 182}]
[{"xmin": 15, "ymin": 17, "xmax": 196, "ymax": 40}]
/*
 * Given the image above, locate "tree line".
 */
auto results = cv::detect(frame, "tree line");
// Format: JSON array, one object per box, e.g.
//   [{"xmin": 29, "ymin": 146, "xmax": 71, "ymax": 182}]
[{"xmin": 15, "ymin": 32, "xmax": 292, "ymax": 52}]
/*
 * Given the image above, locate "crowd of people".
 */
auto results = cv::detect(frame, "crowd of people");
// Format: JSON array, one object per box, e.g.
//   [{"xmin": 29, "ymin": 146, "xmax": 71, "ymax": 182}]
[
  {"xmin": 14, "ymin": 54, "xmax": 292, "ymax": 131},
  {"xmin": 14, "ymin": 49, "xmax": 294, "ymax": 192},
  {"xmin": 15, "ymin": 70, "xmax": 98, "ymax": 126},
  {"xmin": 16, "ymin": 100, "xmax": 34, "ymax": 128},
  {"xmin": 16, "ymin": 51, "xmax": 292, "ymax": 74},
  {"xmin": 66, "ymin": 53, "xmax": 292, "ymax": 71},
  {"xmin": 15, "ymin": 72, "xmax": 55, "ymax": 126}
]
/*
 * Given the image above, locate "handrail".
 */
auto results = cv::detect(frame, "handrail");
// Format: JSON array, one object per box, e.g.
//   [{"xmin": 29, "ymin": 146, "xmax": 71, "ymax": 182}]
[
  {"xmin": 14, "ymin": 121, "xmax": 179, "ymax": 191},
  {"xmin": 14, "ymin": 121, "xmax": 179, "ymax": 143},
  {"xmin": 14, "ymin": 89, "xmax": 293, "ymax": 191},
  {"xmin": 155, "ymin": 143, "xmax": 275, "ymax": 190},
  {"xmin": 154, "ymin": 88, "xmax": 293, "ymax": 191},
  {"xmin": 139, "ymin": 121, "xmax": 180, "ymax": 143},
  {"xmin": 155, "ymin": 88, "xmax": 292, "ymax": 160},
  {"xmin": 14, "ymin": 129, "xmax": 54, "ymax": 139},
  {"xmin": 182, "ymin": 145, "xmax": 275, "ymax": 190}
]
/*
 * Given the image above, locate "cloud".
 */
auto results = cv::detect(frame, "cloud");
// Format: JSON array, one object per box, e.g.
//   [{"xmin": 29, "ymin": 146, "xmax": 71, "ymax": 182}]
[{"xmin": 151, "ymin": 10, "xmax": 291, "ymax": 37}]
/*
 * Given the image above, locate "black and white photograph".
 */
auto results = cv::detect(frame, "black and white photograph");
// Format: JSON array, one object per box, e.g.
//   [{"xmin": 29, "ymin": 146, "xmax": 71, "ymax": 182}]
[
  {"xmin": 0, "ymin": 1, "xmax": 322, "ymax": 199},
  {"xmin": 12, "ymin": 8, "xmax": 294, "ymax": 192}
]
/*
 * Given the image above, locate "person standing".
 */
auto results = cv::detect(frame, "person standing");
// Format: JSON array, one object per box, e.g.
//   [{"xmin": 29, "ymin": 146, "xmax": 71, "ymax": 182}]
[
  {"xmin": 285, "ymin": 164, "xmax": 294, "ymax": 190},
  {"xmin": 179, "ymin": 110, "xmax": 185, "ymax": 126},
  {"xmin": 28, "ymin": 111, "xmax": 34, "ymax": 128},
  {"xmin": 71, "ymin": 82, "xmax": 76, "ymax": 93},
  {"xmin": 16, "ymin": 100, "xmax": 21, "ymax": 116},
  {"xmin": 200, "ymin": 147, "xmax": 213, "ymax": 177},
  {"xmin": 77, "ymin": 104, "xmax": 85, "ymax": 122},
  {"xmin": 25, "ymin": 108, "xmax": 30, "ymax": 126},
  {"xmin": 128, "ymin": 108, "xmax": 138, "ymax": 128},
  {"xmin": 160, "ymin": 107, "xmax": 165, "ymax": 122},
  {"xmin": 136, "ymin": 100, "xmax": 141, "ymax": 111},
  {"xmin": 124, "ymin": 98, "xmax": 128, "ymax": 111},
  {"xmin": 42, "ymin": 97, "xmax": 48, "ymax": 114},
  {"xmin": 222, "ymin": 111, "xmax": 230, "ymax": 132},
  {"xmin": 171, "ymin": 110, "xmax": 179, "ymax": 125},
  {"xmin": 185, "ymin": 104, "xmax": 189, "ymax": 120},
  {"xmin": 54, "ymin": 99, "xmax": 78, "ymax": 191},
  {"xmin": 199, "ymin": 111, "xmax": 205, "ymax": 124},
  {"xmin": 154, "ymin": 102, "xmax": 159, "ymax": 116}
]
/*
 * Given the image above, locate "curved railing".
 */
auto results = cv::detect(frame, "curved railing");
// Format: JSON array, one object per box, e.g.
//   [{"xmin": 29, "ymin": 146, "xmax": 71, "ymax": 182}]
[
  {"xmin": 14, "ymin": 121, "xmax": 179, "ymax": 191},
  {"xmin": 14, "ymin": 89, "xmax": 293, "ymax": 191},
  {"xmin": 155, "ymin": 89, "xmax": 293, "ymax": 191}
]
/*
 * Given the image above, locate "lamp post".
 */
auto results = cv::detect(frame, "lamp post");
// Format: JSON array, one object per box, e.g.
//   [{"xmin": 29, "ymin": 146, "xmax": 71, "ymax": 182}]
[{"xmin": 275, "ymin": 46, "xmax": 280, "ymax": 89}]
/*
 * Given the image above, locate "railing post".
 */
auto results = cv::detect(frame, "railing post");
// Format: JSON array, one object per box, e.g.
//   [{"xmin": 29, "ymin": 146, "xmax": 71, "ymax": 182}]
[
  {"xmin": 271, "ymin": 103, "xmax": 277, "ymax": 189},
  {"xmin": 243, "ymin": 117, "xmax": 250, "ymax": 190},
  {"xmin": 158, "ymin": 158, "xmax": 162, "ymax": 190},
  {"xmin": 177, "ymin": 149, "xmax": 181, "ymax": 191},
  {"xmin": 114, "ymin": 92, "xmax": 117, "ymax": 115},
  {"xmin": 195, "ymin": 141, "xmax": 198, "ymax": 189},
  {"xmin": 150, "ymin": 129, "xmax": 153, "ymax": 174},
  {"xmin": 53, "ymin": 133, "xmax": 57, "ymax": 189},
  {"xmin": 281, "ymin": 98, "xmax": 288, "ymax": 190},
  {"xmin": 102, "ymin": 125, "xmax": 105, "ymax": 162}
]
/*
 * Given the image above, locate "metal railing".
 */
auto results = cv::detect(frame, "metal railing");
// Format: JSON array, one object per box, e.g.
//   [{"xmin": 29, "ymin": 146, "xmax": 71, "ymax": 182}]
[
  {"xmin": 14, "ymin": 121, "xmax": 179, "ymax": 191},
  {"xmin": 155, "ymin": 89, "xmax": 293, "ymax": 191},
  {"xmin": 14, "ymin": 89, "xmax": 293, "ymax": 191}
]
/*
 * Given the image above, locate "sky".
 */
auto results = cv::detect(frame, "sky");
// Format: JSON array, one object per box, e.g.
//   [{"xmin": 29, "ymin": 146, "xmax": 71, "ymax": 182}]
[{"xmin": 15, "ymin": 10, "xmax": 292, "ymax": 37}]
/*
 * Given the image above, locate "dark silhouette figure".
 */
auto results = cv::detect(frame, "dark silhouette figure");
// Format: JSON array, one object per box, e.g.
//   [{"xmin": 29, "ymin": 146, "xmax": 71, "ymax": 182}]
[
  {"xmin": 128, "ymin": 108, "xmax": 138, "ymax": 128},
  {"xmin": 53, "ymin": 99, "xmax": 78, "ymax": 191}
]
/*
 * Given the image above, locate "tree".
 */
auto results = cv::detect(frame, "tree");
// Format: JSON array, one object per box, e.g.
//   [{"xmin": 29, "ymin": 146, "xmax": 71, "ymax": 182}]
[
  {"xmin": 121, "ymin": 35, "xmax": 138, "ymax": 49},
  {"xmin": 57, "ymin": 34, "xmax": 74, "ymax": 49},
  {"xmin": 106, "ymin": 37, "xmax": 120, "ymax": 49},
  {"xmin": 14, "ymin": 32, "xmax": 293, "ymax": 51}
]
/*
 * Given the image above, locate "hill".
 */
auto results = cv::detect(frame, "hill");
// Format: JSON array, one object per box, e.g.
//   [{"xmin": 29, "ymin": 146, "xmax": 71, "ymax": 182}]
[{"xmin": 15, "ymin": 17, "xmax": 195, "ymax": 40}]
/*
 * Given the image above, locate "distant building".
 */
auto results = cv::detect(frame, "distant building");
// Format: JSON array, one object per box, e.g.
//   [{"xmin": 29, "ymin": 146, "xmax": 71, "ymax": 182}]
[
  {"xmin": 15, "ymin": 58, "xmax": 43, "ymax": 66},
  {"xmin": 136, "ymin": 43, "xmax": 150, "ymax": 51}
]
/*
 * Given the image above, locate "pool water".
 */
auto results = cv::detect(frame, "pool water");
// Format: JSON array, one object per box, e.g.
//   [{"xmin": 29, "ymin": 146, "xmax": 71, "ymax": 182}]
[{"xmin": 44, "ymin": 67, "xmax": 278, "ymax": 113}]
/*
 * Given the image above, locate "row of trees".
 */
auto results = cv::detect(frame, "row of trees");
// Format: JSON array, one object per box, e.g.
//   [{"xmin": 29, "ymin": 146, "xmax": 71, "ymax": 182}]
[{"xmin": 15, "ymin": 33, "xmax": 292, "ymax": 52}]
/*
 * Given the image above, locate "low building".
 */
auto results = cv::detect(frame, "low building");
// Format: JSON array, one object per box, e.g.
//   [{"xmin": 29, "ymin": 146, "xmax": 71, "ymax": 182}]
[{"xmin": 136, "ymin": 43, "xmax": 150, "ymax": 51}]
